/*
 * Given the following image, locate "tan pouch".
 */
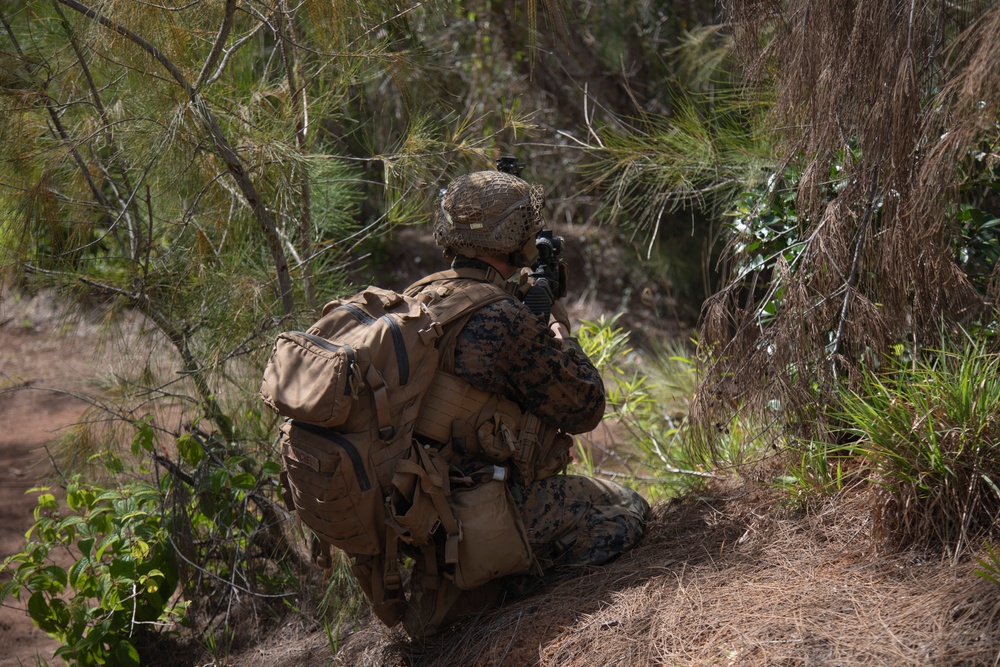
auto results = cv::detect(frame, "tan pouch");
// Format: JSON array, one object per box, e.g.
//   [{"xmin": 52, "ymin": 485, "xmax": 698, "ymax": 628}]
[
  {"xmin": 261, "ymin": 331, "xmax": 362, "ymax": 426},
  {"xmin": 450, "ymin": 477, "xmax": 534, "ymax": 590},
  {"xmin": 280, "ymin": 421, "xmax": 384, "ymax": 556},
  {"xmin": 476, "ymin": 411, "xmax": 518, "ymax": 462}
]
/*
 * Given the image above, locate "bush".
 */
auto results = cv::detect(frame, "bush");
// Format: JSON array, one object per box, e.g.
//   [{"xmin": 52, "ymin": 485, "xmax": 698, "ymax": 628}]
[
  {"xmin": 830, "ymin": 339, "xmax": 1000, "ymax": 553},
  {"xmin": 575, "ymin": 315, "xmax": 720, "ymax": 500},
  {"xmin": 1, "ymin": 477, "xmax": 182, "ymax": 666},
  {"xmin": 0, "ymin": 415, "xmax": 311, "ymax": 664}
]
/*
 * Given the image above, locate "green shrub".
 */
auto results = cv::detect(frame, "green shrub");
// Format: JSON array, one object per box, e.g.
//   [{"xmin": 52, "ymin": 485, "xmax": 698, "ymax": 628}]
[
  {"xmin": 831, "ymin": 339, "xmax": 1000, "ymax": 553},
  {"xmin": 0, "ymin": 413, "xmax": 308, "ymax": 664},
  {"xmin": 1, "ymin": 477, "xmax": 183, "ymax": 667},
  {"xmin": 575, "ymin": 316, "xmax": 720, "ymax": 499}
]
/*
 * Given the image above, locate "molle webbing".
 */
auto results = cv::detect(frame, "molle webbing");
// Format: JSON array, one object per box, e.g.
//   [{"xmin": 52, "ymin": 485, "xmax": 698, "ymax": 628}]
[
  {"xmin": 414, "ymin": 371, "xmax": 566, "ymax": 485},
  {"xmin": 414, "ymin": 372, "xmax": 499, "ymax": 446}
]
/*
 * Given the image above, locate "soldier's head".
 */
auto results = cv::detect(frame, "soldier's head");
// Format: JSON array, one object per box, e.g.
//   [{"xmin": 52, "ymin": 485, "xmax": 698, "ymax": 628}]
[{"xmin": 433, "ymin": 170, "xmax": 544, "ymax": 267}]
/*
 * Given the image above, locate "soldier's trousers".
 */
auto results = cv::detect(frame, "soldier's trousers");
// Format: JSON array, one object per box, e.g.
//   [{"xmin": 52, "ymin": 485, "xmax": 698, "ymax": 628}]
[
  {"xmin": 509, "ymin": 475, "xmax": 649, "ymax": 570},
  {"xmin": 400, "ymin": 475, "xmax": 648, "ymax": 637}
]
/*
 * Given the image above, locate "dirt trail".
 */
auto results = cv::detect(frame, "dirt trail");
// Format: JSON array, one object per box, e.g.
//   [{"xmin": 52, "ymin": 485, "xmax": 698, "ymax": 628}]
[{"xmin": 0, "ymin": 292, "xmax": 102, "ymax": 667}]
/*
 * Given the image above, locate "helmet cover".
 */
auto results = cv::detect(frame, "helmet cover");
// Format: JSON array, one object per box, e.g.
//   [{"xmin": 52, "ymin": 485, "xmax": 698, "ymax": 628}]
[{"xmin": 433, "ymin": 171, "xmax": 545, "ymax": 257}]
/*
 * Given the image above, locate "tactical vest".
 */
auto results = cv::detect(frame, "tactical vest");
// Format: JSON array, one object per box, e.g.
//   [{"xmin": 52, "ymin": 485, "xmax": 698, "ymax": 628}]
[{"xmin": 407, "ymin": 270, "xmax": 573, "ymax": 486}]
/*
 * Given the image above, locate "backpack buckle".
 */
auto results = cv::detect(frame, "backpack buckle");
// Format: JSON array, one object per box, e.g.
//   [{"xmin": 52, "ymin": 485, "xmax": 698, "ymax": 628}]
[
  {"xmin": 419, "ymin": 321, "xmax": 444, "ymax": 344},
  {"xmin": 383, "ymin": 571, "xmax": 402, "ymax": 591}
]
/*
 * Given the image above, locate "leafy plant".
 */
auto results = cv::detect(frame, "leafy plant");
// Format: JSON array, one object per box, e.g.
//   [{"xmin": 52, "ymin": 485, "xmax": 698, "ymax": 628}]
[
  {"xmin": 575, "ymin": 315, "xmax": 719, "ymax": 499},
  {"xmin": 952, "ymin": 147, "xmax": 1000, "ymax": 298},
  {"xmin": 1, "ymin": 477, "xmax": 182, "ymax": 667},
  {"xmin": 137, "ymin": 417, "xmax": 311, "ymax": 656}
]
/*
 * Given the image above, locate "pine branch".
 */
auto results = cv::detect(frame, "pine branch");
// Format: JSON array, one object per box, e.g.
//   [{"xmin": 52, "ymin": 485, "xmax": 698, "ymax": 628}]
[
  {"xmin": 194, "ymin": 0, "xmax": 237, "ymax": 92},
  {"xmin": 55, "ymin": 0, "xmax": 296, "ymax": 316},
  {"xmin": 203, "ymin": 18, "xmax": 267, "ymax": 87},
  {"xmin": 52, "ymin": 0, "xmax": 147, "ymax": 263},
  {"xmin": 24, "ymin": 263, "xmax": 236, "ymax": 441},
  {"xmin": 277, "ymin": 0, "xmax": 316, "ymax": 309}
]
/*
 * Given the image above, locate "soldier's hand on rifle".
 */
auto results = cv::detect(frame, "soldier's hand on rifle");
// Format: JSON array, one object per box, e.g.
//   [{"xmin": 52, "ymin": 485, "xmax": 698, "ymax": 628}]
[
  {"xmin": 549, "ymin": 300, "xmax": 571, "ymax": 339},
  {"xmin": 523, "ymin": 273, "xmax": 556, "ymax": 318},
  {"xmin": 523, "ymin": 229, "xmax": 566, "ymax": 320}
]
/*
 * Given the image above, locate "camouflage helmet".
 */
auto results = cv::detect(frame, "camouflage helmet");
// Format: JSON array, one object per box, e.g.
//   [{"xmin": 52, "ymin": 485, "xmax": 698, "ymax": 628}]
[{"xmin": 433, "ymin": 171, "xmax": 545, "ymax": 258}]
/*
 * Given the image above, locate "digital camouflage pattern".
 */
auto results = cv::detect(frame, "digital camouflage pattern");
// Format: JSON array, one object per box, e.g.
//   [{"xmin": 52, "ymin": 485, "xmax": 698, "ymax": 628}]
[
  {"xmin": 447, "ymin": 257, "xmax": 648, "ymax": 570},
  {"xmin": 509, "ymin": 475, "xmax": 649, "ymax": 570},
  {"xmin": 451, "ymin": 264, "xmax": 606, "ymax": 436}
]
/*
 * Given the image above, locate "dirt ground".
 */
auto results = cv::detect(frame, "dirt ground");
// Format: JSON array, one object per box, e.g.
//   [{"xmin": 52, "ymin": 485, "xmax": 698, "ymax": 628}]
[
  {"xmin": 222, "ymin": 478, "xmax": 1000, "ymax": 667},
  {"xmin": 0, "ymin": 291, "xmax": 104, "ymax": 667}
]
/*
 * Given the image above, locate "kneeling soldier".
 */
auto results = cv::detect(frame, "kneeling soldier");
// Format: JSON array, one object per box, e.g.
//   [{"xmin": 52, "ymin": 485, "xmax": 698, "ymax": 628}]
[{"xmin": 400, "ymin": 167, "xmax": 649, "ymax": 635}]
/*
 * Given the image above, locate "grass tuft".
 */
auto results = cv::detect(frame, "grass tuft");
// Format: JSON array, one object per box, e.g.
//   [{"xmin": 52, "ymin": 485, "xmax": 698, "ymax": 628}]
[{"xmin": 831, "ymin": 339, "xmax": 1000, "ymax": 555}]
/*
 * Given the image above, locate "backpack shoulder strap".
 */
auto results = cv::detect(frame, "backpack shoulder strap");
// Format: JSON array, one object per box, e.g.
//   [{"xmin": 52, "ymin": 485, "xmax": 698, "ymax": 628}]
[
  {"xmin": 405, "ymin": 265, "xmax": 511, "ymax": 295},
  {"xmin": 404, "ymin": 267, "xmax": 514, "ymax": 327},
  {"xmin": 406, "ymin": 268, "xmax": 517, "ymax": 375},
  {"xmin": 430, "ymin": 282, "xmax": 510, "ymax": 324}
]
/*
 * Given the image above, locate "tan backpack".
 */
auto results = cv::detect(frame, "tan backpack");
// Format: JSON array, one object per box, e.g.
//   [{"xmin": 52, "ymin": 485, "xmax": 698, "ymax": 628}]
[{"xmin": 260, "ymin": 269, "xmax": 538, "ymax": 630}]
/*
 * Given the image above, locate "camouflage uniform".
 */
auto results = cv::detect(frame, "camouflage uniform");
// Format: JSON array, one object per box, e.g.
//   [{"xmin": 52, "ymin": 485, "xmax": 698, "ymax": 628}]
[
  {"xmin": 449, "ymin": 256, "xmax": 649, "ymax": 573},
  {"xmin": 401, "ymin": 170, "xmax": 647, "ymax": 636}
]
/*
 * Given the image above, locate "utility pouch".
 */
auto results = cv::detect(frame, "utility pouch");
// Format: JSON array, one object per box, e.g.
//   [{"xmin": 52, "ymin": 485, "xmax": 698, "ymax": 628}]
[
  {"xmin": 449, "ymin": 470, "xmax": 535, "ymax": 590},
  {"xmin": 475, "ymin": 408, "xmax": 521, "ymax": 462},
  {"xmin": 261, "ymin": 332, "xmax": 363, "ymax": 427},
  {"xmin": 280, "ymin": 420, "xmax": 384, "ymax": 556}
]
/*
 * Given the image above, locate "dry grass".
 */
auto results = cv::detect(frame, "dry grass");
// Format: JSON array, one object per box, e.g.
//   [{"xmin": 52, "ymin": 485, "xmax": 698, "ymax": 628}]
[
  {"xmin": 229, "ymin": 478, "xmax": 1000, "ymax": 667},
  {"xmin": 697, "ymin": 1, "xmax": 1000, "ymax": 451}
]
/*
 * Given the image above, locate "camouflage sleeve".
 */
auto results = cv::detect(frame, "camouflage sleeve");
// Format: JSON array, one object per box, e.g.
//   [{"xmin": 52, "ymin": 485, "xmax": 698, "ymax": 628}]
[{"xmin": 452, "ymin": 298, "xmax": 606, "ymax": 434}]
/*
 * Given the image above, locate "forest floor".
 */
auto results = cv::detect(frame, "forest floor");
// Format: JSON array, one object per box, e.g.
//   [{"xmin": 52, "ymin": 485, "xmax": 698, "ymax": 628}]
[
  {"xmin": 3, "ymin": 230, "xmax": 1000, "ymax": 665},
  {"xmin": 0, "ymin": 290, "xmax": 101, "ymax": 667}
]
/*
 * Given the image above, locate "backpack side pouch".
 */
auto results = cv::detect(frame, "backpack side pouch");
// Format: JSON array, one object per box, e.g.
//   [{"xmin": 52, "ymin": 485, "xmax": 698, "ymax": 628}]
[
  {"xmin": 280, "ymin": 420, "xmax": 384, "ymax": 556},
  {"xmin": 261, "ymin": 332, "xmax": 362, "ymax": 427},
  {"xmin": 450, "ymin": 476, "xmax": 534, "ymax": 590}
]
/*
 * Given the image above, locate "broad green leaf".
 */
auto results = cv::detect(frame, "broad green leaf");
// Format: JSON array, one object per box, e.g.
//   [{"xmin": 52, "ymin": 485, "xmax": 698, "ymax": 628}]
[
  {"xmin": 230, "ymin": 473, "xmax": 256, "ymax": 490},
  {"xmin": 36, "ymin": 493, "xmax": 58, "ymax": 511},
  {"xmin": 27, "ymin": 591, "xmax": 51, "ymax": 627},
  {"xmin": 78, "ymin": 537, "xmax": 95, "ymax": 557},
  {"xmin": 210, "ymin": 468, "xmax": 230, "ymax": 494},
  {"xmin": 177, "ymin": 434, "xmax": 204, "ymax": 467},
  {"xmin": 69, "ymin": 557, "xmax": 91, "ymax": 588},
  {"xmin": 132, "ymin": 419, "xmax": 157, "ymax": 455},
  {"xmin": 115, "ymin": 640, "xmax": 140, "ymax": 667}
]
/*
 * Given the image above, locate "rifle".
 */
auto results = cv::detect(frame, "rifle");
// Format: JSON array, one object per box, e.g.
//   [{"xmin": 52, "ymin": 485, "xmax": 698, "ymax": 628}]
[{"xmin": 495, "ymin": 155, "xmax": 567, "ymax": 320}]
